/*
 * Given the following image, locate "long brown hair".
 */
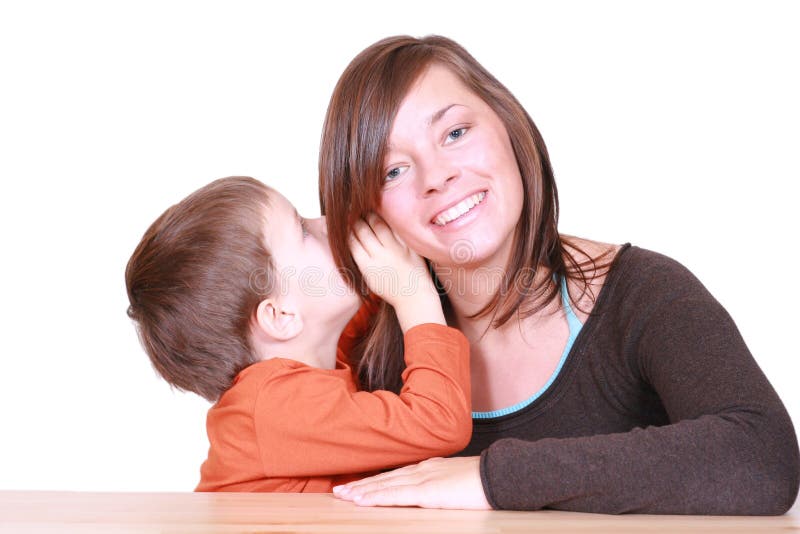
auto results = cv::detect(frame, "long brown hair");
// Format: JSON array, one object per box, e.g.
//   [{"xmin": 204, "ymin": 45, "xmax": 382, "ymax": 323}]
[
  {"xmin": 125, "ymin": 177, "xmax": 275, "ymax": 402},
  {"xmin": 319, "ymin": 35, "xmax": 611, "ymax": 393}
]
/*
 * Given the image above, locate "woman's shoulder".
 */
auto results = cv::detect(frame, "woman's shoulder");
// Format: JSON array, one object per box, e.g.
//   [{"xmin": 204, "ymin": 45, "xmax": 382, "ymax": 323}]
[
  {"xmin": 559, "ymin": 236, "xmax": 621, "ymax": 321},
  {"xmin": 561, "ymin": 237, "xmax": 708, "ymax": 319},
  {"xmin": 561, "ymin": 235, "xmax": 620, "ymax": 264},
  {"xmin": 564, "ymin": 237, "xmax": 701, "ymax": 280},
  {"xmin": 609, "ymin": 244, "xmax": 706, "ymax": 292}
]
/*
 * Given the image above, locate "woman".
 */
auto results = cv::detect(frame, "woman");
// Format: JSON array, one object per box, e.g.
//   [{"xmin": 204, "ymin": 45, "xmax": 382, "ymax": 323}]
[{"xmin": 318, "ymin": 35, "xmax": 799, "ymax": 514}]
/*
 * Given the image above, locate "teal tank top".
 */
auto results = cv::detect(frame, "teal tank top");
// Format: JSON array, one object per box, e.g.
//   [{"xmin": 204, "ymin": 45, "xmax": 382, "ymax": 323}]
[{"xmin": 472, "ymin": 276, "xmax": 583, "ymax": 419}]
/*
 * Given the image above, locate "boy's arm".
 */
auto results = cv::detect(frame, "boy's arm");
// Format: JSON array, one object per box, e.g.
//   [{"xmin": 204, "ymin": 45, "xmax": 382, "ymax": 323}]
[
  {"xmin": 253, "ymin": 323, "xmax": 471, "ymax": 478},
  {"xmin": 252, "ymin": 215, "xmax": 469, "ymax": 478}
]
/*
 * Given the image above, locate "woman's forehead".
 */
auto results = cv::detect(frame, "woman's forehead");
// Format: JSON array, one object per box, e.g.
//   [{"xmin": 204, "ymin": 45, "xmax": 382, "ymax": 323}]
[
  {"xmin": 398, "ymin": 65, "xmax": 475, "ymax": 111},
  {"xmin": 389, "ymin": 65, "xmax": 488, "ymax": 139}
]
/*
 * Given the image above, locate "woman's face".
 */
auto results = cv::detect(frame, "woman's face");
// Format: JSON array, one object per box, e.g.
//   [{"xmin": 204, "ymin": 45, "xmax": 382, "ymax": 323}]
[{"xmin": 378, "ymin": 64, "xmax": 524, "ymax": 270}]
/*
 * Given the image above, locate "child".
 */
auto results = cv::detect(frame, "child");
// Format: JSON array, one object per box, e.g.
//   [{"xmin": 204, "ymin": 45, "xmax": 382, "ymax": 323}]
[{"xmin": 125, "ymin": 176, "xmax": 471, "ymax": 492}]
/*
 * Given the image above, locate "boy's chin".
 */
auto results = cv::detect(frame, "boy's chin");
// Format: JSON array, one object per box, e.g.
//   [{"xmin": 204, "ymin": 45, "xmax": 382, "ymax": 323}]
[{"xmin": 319, "ymin": 297, "xmax": 360, "ymax": 324}]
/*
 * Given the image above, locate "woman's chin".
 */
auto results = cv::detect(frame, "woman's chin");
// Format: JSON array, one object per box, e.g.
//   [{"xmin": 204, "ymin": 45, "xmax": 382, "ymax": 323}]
[{"xmin": 429, "ymin": 233, "xmax": 511, "ymax": 271}]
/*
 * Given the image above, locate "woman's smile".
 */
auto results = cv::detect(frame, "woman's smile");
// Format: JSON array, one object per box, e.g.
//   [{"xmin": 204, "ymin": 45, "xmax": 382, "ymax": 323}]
[{"xmin": 431, "ymin": 190, "xmax": 487, "ymax": 227}]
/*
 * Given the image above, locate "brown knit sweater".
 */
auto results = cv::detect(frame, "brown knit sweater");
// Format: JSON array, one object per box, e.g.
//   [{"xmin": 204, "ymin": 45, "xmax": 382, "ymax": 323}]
[{"xmin": 464, "ymin": 245, "xmax": 799, "ymax": 514}]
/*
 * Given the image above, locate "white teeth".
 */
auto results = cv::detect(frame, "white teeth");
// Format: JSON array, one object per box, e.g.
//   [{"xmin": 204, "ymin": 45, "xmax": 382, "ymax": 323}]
[{"xmin": 433, "ymin": 191, "xmax": 486, "ymax": 226}]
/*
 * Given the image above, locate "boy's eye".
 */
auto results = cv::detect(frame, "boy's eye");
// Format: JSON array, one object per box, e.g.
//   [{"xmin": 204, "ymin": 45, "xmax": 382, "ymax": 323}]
[{"xmin": 445, "ymin": 127, "xmax": 467, "ymax": 143}]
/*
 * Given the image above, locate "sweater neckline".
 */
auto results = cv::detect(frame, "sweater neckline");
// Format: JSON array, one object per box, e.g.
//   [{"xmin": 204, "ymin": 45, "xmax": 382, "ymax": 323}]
[
  {"xmin": 471, "ymin": 243, "xmax": 634, "ymax": 426},
  {"xmin": 471, "ymin": 274, "xmax": 583, "ymax": 419}
]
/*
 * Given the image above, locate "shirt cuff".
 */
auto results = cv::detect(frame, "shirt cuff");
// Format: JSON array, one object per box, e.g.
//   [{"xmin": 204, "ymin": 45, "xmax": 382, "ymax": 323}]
[{"xmin": 480, "ymin": 448, "xmax": 501, "ymax": 509}]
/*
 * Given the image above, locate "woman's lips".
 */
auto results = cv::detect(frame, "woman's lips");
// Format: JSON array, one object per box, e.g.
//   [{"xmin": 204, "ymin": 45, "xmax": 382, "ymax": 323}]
[
  {"xmin": 431, "ymin": 190, "xmax": 488, "ymax": 226},
  {"xmin": 429, "ymin": 190, "xmax": 489, "ymax": 232}
]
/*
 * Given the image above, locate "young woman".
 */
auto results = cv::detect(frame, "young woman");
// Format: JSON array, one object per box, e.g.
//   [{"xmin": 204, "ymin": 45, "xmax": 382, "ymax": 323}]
[{"xmin": 318, "ymin": 35, "xmax": 799, "ymax": 514}]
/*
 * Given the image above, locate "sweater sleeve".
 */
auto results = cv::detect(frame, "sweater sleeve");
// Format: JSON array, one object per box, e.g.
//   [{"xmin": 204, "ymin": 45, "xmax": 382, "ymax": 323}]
[
  {"xmin": 254, "ymin": 323, "xmax": 471, "ymax": 477},
  {"xmin": 479, "ymin": 255, "xmax": 799, "ymax": 514}
]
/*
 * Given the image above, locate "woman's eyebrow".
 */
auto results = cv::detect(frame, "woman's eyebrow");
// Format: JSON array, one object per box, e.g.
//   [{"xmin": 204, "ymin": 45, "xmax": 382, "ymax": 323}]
[
  {"xmin": 386, "ymin": 104, "xmax": 465, "ymax": 152},
  {"xmin": 427, "ymin": 104, "xmax": 462, "ymax": 127}
]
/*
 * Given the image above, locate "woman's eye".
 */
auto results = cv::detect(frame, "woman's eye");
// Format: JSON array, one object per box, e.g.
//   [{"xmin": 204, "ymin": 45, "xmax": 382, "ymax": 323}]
[
  {"xmin": 384, "ymin": 166, "xmax": 406, "ymax": 183},
  {"xmin": 300, "ymin": 218, "xmax": 310, "ymax": 238},
  {"xmin": 446, "ymin": 127, "xmax": 467, "ymax": 143}
]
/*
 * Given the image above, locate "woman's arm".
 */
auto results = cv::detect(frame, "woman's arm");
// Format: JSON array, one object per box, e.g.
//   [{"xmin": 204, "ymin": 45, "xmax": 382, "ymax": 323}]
[
  {"xmin": 336, "ymin": 254, "xmax": 800, "ymax": 514},
  {"xmin": 471, "ymin": 261, "xmax": 799, "ymax": 514}
]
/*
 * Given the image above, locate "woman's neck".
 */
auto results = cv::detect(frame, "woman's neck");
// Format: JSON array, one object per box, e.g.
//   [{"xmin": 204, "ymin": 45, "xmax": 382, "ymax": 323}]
[{"xmin": 432, "ymin": 248, "xmax": 553, "ymax": 337}]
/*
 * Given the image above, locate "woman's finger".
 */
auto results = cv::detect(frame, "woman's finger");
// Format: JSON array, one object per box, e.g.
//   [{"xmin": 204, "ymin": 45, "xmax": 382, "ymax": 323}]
[
  {"xmin": 351, "ymin": 484, "xmax": 421, "ymax": 507},
  {"xmin": 334, "ymin": 460, "xmax": 424, "ymax": 494},
  {"xmin": 334, "ymin": 472, "xmax": 420, "ymax": 501}
]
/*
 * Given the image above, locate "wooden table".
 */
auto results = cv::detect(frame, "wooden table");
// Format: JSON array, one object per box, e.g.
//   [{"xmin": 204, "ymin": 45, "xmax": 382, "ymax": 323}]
[{"xmin": 0, "ymin": 491, "xmax": 797, "ymax": 533}]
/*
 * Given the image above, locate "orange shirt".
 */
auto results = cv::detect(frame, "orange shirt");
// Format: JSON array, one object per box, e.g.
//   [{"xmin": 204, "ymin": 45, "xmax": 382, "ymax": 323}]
[{"xmin": 195, "ymin": 312, "xmax": 471, "ymax": 493}]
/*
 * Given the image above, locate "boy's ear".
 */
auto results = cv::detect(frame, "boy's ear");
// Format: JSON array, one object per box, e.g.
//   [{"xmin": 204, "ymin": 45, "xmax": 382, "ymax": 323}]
[{"xmin": 254, "ymin": 298, "xmax": 303, "ymax": 341}]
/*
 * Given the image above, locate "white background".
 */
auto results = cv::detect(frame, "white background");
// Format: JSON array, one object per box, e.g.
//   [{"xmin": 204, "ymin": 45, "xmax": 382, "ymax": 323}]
[{"xmin": 1, "ymin": 1, "xmax": 797, "ymax": 491}]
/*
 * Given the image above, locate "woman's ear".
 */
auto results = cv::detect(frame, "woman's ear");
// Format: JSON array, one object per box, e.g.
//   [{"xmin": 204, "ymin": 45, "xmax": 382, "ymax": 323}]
[{"xmin": 254, "ymin": 298, "xmax": 303, "ymax": 341}]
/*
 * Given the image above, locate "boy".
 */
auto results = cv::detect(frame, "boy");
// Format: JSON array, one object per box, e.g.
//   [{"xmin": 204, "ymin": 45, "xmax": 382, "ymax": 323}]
[{"xmin": 125, "ymin": 176, "xmax": 471, "ymax": 492}]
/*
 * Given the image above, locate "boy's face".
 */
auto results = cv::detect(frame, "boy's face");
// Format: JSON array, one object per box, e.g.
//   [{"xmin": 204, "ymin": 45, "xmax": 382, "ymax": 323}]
[{"xmin": 263, "ymin": 191, "xmax": 360, "ymax": 328}]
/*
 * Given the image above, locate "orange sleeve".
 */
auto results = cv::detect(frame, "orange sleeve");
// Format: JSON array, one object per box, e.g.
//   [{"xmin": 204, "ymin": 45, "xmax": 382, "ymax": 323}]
[{"xmin": 253, "ymin": 323, "xmax": 471, "ymax": 477}]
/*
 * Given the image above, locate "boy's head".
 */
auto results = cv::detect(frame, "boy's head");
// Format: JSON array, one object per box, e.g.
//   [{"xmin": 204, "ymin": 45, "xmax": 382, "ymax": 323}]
[{"xmin": 125, "ymin": 176, "xmax": 359, "ymax": 402}]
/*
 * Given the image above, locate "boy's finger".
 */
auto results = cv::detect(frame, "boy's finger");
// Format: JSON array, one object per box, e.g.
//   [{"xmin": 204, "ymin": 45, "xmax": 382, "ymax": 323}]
[
  {"xmin": 366, "ymin": 213, "xmax": 389, "ymax": 232},
  {"xmin": 348, "ymin": 232, "xmax": 370, "ymax": 262},
  {"xmin": 364, "ymin": 213, "xmax": 387, "ymax": 247},
  {"xmin": 388, "ymin": 226, "xmax": 409, "ymax": 249},
  {"xmin": 354, "ymin": 218, "xmax": 382, "ymax": 252},
  {"xmin": 368, "ymin": 214, "xmax": 401, "ymax": 249}
]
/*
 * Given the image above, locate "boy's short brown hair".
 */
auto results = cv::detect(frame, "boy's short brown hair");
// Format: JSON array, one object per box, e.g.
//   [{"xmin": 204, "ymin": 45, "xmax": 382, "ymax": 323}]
[{"xmin": 125, "ymin": 176, "xmax": 275, "ymax": 402}]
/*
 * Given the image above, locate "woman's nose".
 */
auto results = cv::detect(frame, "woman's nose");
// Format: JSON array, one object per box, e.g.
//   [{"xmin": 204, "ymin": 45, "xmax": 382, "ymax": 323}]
[{"xmin": 420, "ymin": 159, "xmax": 459, "ymax": 196}]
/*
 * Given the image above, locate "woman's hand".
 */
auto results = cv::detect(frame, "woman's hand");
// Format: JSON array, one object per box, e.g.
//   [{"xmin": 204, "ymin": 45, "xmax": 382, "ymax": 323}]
[{"xmin": 333, "ymin": 456, "xmax": 491, "ymax": 510}]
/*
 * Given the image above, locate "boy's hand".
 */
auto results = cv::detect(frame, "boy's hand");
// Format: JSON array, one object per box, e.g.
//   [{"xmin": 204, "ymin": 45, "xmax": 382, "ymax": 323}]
[{"xmin": 350, "ymin": 215, "xmax": 444, "ymax": 331}]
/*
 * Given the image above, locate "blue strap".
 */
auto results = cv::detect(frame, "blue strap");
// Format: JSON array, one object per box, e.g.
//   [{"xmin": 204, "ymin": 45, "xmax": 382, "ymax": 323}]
[{"xmin": 472, "ymin": 276, "xmax": 582, "ymax": 419}]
